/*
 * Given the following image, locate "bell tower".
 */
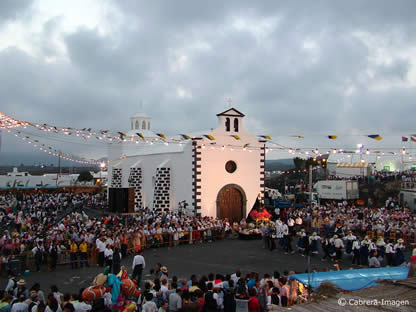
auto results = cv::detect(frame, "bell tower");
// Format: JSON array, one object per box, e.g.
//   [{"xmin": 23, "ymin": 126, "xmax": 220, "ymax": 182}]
[
  {"xmin": 216, "ymin": 107, "xmax": 245, "ymax": 134},
  {"xmin": 130, "ymin": 112, "xmax": 152, "ymax": 131}
]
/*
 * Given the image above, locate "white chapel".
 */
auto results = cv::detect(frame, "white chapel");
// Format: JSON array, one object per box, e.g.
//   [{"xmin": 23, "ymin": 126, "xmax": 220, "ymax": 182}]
[{"xmin": 107, "ymin": 108, "xmax": 266, "ymax": 221}]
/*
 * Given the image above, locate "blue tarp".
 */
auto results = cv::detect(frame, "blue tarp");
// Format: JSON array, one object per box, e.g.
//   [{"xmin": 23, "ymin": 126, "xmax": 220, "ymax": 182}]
[{"xmin": 289, "ymin": 266, "xmax": 409, "ymax": 291}]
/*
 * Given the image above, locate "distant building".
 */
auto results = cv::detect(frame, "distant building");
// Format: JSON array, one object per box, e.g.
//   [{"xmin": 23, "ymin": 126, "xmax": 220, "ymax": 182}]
[
  {"xmin": 0, "ymin": 167, "xmax": 100, "ymax": 188},
  {"xmin": 107, "ymin": 108, "xmax": 265, "ymax": 221},
  {"xmin": 327, "ymin": 154, "xmax": 416, "ymax": 177}
]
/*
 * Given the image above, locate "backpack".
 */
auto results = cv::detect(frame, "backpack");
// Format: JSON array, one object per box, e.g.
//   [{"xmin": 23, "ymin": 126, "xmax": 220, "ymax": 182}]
[
  {"xmin": 204, "ymin": 291, "xmax": 217, "ymax": 312},
  {"xmin": 271, "ymin": 294, "xmax": 280, "ymax": 305},
  {"xmin": 28, "ymin": 301, "xmax": 38, "ymax": 312}
]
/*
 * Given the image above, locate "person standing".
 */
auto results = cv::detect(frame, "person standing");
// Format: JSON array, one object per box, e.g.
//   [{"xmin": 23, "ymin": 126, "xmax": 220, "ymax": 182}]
[
  {"xmin": 283, "ymin": 224, "xmax": 293, "ymax": 255},
  {"xmin": 309, "ymin": 232, "xmax": 320, "ymax": 255},
  {"xmin": 112, "ymin": 247, "xmax": 121, "ymax": 275},
  {"xmin": 104, "ymin": 244, "xmax": 113, "ymax": 272},
  {"xmin": 32, "ymin": 242, "xmax": 44, "ymax": 272},
  {"xmin": 79, "ymin": 240, "xmax": 89, "ymax": 268},
  {"xmin": 334, "ymin": 235, "xmax": 344, "ymax": 262},
  {"xmin": 70, "ymin": 240, "xmax": 78, "ymax": 269},
  {"xmin": 96, "ymin": 237, "xmax": 106, "ymax": 267},
  {"xmin": 48, "ymin": 241, "xmax": 60, "ymax": 271},
  {"xmin": 132, "ymin": 250, "xmax": 145, "ymax": 287},
  {"xmin": 351, "ymin": 238, "xmax": 361, "ymax": 265},
  {"xmin": 385, "ymin": 241, "xmax": 395, "ymax": 266},
  {"xmin": 394, "ymin": 238, "xmax": 406, "ymax": 266}
]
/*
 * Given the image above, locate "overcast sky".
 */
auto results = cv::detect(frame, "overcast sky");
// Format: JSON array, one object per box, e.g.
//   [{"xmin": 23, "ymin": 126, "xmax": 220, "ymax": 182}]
[{"xmin": 1, "ymin": 0, "xmax": 416, "ymax": 165}]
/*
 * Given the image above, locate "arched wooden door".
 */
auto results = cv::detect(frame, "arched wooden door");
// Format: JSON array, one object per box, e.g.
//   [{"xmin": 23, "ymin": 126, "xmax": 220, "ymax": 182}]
[{"xmin": 217, "ymin": 185, "xmax": 245, "ymax": 222}]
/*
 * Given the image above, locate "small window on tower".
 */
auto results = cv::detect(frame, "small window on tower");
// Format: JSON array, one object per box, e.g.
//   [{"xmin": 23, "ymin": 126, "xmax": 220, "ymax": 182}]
[
  {"xmin": 234, "ymin": 118, "xmax": 239, "ymax": 132},
  {"xmin": 142, "ymin": 121, "xmax": 146, "ymax": 129},
  {"xmin": 135, "ymin": 120, "xmax": 139, "ymax": 129},
  {"xmin": 225, "ymin": 118, "xmax": 230, "ymax": 132}
]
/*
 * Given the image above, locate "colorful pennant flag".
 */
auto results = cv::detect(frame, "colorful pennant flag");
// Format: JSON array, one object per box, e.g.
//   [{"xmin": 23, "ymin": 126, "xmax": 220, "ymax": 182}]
[
  {"xmin": 259, "ymin": 135, "xmax": 272, "ymax": 140},
  {"xmin": 180, "ymin": 134, "xmax": 191, "ymax": 140},
  {"xmin": 368, "ymin": 134, "xmax": 382, "ymax": 141},
  {"xmin": 118, "ymin": 131, "xmax": 127, "ymax": 140},
  {"xmin": 328, "ymin": 135, "xmax": 338, "ymax": 140},
  {"xmin": 231, "ymin": 135, "xmax": 241, "ymax": 140},
  {"xmin": 292, "ymin": 135, "xmax": 304, "ymax": 139},
  {"xmin": 203, "ymin": 134, "xmax": 215, "ymax": 141},
  {"xmin": 411, "ymin": 137, "xmax": 416, "ymax": 142},
  {"xmin": 136, "ymin": 133, "xmax": 145, "ymax": 141},
  {"xmin": 243, "ymin": 143, "xmax": 250, "ymax": 148},
  {"xmin": 156, "ymin": 133, "xmax": 166, "ymax": 140},
  {"xmin": 402, "ymin": 136, "xmax": 409, "ymax": 142}
]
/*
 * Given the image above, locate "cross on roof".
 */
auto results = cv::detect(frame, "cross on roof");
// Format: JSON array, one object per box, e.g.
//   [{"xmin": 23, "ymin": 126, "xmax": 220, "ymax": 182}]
[{"xmin": 225, "ymin": 97, "xmax": 232, "ymax": 108}]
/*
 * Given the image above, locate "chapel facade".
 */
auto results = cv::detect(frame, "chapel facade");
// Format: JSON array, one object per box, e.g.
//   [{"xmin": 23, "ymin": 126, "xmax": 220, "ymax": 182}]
[{"xmin": 107, "ymin": 108, "xmax": 265, "ymax": 222}]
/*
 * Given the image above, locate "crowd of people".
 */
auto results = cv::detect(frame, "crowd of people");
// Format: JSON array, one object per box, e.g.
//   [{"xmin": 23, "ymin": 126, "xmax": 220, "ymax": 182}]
[
  {"xmin": 0, "ymin": 259, "xmax": 316, "ymax": 312},
  {"xmin": 2, "ymin": 188, "xmax": 416, "ymax": 311},
  {"xmin": 258, "ymin": 199, "xmax": 416, "ymax": 267},
  {"xmin": 0, "ymin": 192, "xmax": 230, "ymax": 276}
]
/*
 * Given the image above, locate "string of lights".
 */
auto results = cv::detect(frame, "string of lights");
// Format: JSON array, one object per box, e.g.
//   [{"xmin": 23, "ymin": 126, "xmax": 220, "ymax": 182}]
[{"xmin": 2, "ymin": 112, "xmax": 416, "ymax": 162}]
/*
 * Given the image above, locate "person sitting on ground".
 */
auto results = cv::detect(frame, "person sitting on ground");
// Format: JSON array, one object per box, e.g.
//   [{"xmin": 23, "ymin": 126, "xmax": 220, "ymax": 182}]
[{"xmin": 369, "ymin": 251, "xmax": 381, "ymax": 268}]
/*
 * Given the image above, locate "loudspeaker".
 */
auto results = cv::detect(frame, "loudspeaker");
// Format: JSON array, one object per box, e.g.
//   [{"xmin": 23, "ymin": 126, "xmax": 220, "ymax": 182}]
[{"xmin": 108, "ymin": 188, "xmax": 135, "ymax": 213}]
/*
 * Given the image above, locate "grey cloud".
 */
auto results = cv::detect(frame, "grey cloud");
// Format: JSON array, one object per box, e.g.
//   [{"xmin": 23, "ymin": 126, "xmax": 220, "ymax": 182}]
[
  {"xmin": 0, "ymin": 0, "xmax": 33, "ymax": 23},
  {"xmin": 1, "ymin": 0, "xmax": 416, "ymax": 163}
]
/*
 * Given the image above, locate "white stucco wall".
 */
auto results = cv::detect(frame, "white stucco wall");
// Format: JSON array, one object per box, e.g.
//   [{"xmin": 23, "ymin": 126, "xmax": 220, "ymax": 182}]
[
  {"xmin": 198, "ymin": 111, "xmax": 264, "ymax": 218},
  {"xmin": 108, "ymin": 142, "xmax": 194, "ymax": 210}
]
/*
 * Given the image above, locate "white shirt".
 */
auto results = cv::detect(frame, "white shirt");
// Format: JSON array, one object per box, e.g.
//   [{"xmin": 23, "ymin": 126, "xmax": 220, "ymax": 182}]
[
  {"xmin": 231, "ymin": 273, "xmax": 240, "ymax": 285},
  {"xmin": 73, "ymin": 302, "xmax": 92, "ymax": 312},
  {"xmin": 132, "ymin": 255, "xmax": 146, "ymax": 270},
  {"xmin": 386, "ymin": 244, "xmax": 395, "ymax": 254},
  {"xmin": 352, "ymin": 241, "xmax": 360, "ymax": 250},
  {"xmin": 160, "ymin": 285, "xmax": 169, "ymax": 300},
  {"xmin": 142, "ymin": 301, "xmax": 158, "ymax": 312},
  {"xmin": 96, "ymin": 240, "xmax": 106, "ymax": 253},
  {"xmin": 334, "ymin": 238, "xmax": 344, "ymax": 248},
  {"xmin": 104, "ymin": 248, "xmax": 113, "ymax": 260},
  {"xmin": 11, "ymin": 302, "xmax": 28, "ymax": 312}
]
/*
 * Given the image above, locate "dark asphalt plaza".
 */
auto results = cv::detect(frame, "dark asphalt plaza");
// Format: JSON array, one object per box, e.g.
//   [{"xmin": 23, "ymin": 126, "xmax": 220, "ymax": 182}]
[{"xmin": 0, "ymin": 237, "xmax": 365, "ymax": 293}]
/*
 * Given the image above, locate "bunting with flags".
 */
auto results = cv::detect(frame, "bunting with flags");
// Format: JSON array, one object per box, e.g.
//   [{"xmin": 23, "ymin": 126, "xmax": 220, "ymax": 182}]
[
  {"xmin": 328, "ymin": 135, "xmax": 338, "ymax": 140},
  {"xmin": 243, "ymin": 143, "xmax": 250, "ymax": 148},
  {"xmin": 179, "ymin": 134, "xmax": 191, "ymax": 140},
  {"xmin": 231, "ymin": 135, "xmax": 241, "ymax": 140},
  {"xmin": 136, "ymin": 133, "xmax": 145, "ymax": 141},
  {"xmin": 402, "ymin": 136, "xmax": 409, "ymax": 142},
  {"xmin": 118, "ymin": 131, "xmax": 127, "ymax": 140},
  {"xmin": 368, "ymin": 134, "xmax": 382, "ymax": 141},
  {"xmin": 411, "ymin": 137, "xmax": 416, "ymax": 142},
  {"xmin": 156, "ymin": 133, "xmax": 166, "ymax": 140},
  {"xmin": 203, "ymin": 134, "xmax": 215, "ymax": 141},
  {"xmin": 259, "ymin": 135, "xmax": 271, "ymax": 140},
  {"xmin": 293, "ymin": 135, "xmax": 304, "ymax": 139}
]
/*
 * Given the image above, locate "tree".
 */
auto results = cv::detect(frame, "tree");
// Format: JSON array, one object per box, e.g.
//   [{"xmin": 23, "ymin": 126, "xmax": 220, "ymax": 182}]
[
  {"xmin": 293, "ymin": 157, "xmax": 305, "ymax": 170},
  {"xmin": 77, "ymin": 171, "xmax": 93, "ymax": 183},
  {"xmin": 305, "ymin": 157, "xmax": 318, "ymax": 168}
]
